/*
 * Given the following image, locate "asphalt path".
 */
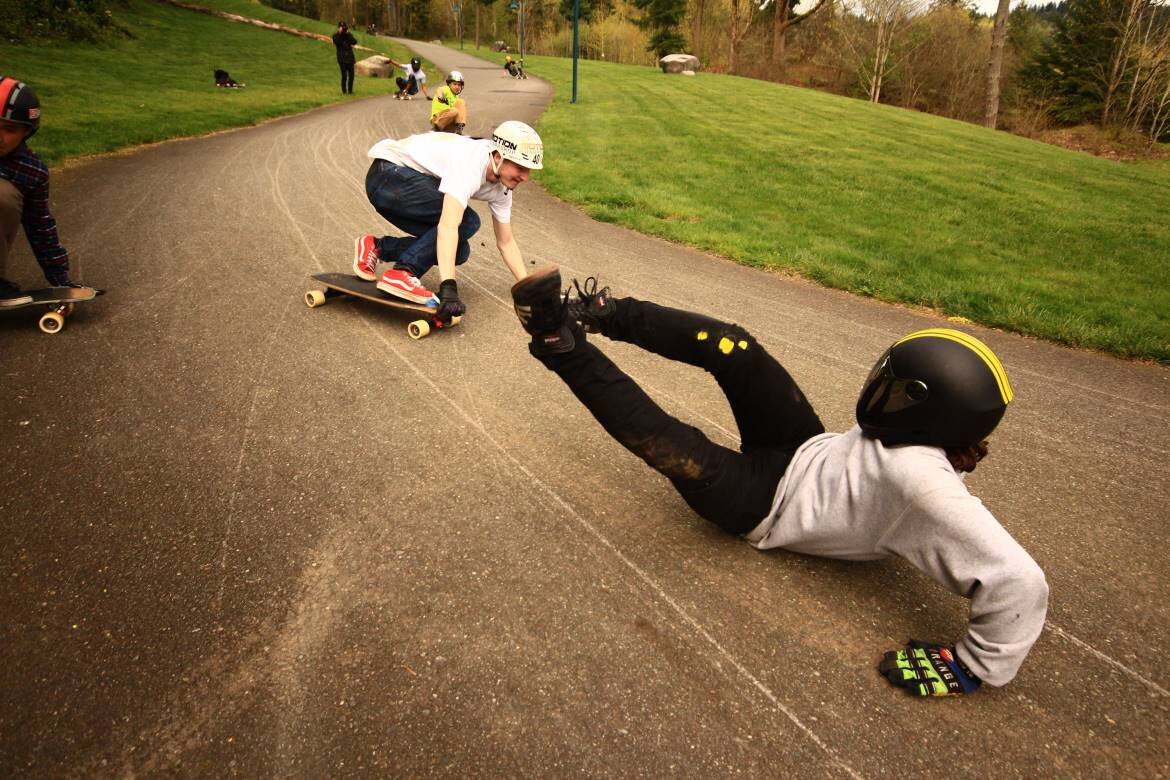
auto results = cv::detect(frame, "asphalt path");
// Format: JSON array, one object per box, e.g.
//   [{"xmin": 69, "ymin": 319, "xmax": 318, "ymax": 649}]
[{"xmin": 2, "ymin": 40, "xmax": 1168, "ymax": 778}]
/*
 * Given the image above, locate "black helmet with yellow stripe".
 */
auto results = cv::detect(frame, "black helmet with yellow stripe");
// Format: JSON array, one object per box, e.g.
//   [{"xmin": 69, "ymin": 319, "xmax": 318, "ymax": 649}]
[{"xmin": 856, "ymin": 328, "xmax": 1013, "ymax": 448}]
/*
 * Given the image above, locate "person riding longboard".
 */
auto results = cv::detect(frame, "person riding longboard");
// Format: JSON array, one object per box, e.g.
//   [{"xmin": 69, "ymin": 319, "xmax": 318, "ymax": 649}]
[
  {"xmin": 352, "ymin": 121, "xmax": 545, "ymax": 327},
  {"xmin": 1, "ymin": 76, "xmax": 92, "ymax": 307}
]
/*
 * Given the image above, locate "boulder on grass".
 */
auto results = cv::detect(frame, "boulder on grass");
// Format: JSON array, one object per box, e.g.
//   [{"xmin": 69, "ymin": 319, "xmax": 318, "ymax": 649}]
[
  {"xmin": 356, "ymin": 55, "xmax": 394, "ymax": 78},
  {"xmin": 659, "ymin": 54, "xmax": 700, "ymax": 74}
]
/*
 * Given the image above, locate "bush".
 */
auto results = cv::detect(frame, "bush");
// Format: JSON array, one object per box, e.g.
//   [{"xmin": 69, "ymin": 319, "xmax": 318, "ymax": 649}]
[{"xmin": 0, "ymin": 0, "xmax": 130, "ymax": 43}]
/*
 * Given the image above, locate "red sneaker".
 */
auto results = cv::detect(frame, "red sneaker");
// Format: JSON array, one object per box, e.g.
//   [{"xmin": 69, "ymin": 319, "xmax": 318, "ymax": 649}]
[
  {"xmin": 377, "ymin": 268, "xmax": 433, "ymax": 304},
  {"xmin": 353, "ymin": 235, "xmax": 380, "ymax": 280}
]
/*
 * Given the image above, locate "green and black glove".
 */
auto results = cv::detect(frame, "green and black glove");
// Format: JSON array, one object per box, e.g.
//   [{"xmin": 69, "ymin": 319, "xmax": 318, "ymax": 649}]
[{"xmin": 879, "ymin": 640, "xmax": 982, "ymax": 697}]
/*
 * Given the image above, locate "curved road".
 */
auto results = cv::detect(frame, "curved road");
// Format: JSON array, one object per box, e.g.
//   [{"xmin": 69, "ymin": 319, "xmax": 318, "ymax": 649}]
[{"xmin": 2, "ymin": 40, "xmax": 1167, "ymax": 777}]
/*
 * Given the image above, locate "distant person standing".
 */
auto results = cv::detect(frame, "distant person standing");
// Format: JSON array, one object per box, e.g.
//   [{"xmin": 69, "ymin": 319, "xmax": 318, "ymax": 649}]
[
  {"xmin": 332, "ymin": 20, "xmax": 357, "ymax": 95},
  {"xmin": 430, "ymin": 71, "xmax": 466, "ymax": 134}
]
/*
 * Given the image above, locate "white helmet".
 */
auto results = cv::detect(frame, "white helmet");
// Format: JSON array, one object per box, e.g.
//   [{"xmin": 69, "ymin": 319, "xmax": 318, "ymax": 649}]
[
  {"xmin": 447, "ymin": 70, "xmax": 464, "ymax": 84},
  {"xmin": 491, "ymin": 120, "xmax": 543, "ymax": 170}
]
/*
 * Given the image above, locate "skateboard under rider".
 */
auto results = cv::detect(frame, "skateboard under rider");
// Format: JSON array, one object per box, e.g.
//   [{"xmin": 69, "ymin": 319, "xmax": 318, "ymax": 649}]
[
  {"xmin": 2, "ymin": 286, "xmax": 105, "ymax": 334},
  {"xmin": 305, "ymin": 272, "xmax": 461, "ymax": 339}
]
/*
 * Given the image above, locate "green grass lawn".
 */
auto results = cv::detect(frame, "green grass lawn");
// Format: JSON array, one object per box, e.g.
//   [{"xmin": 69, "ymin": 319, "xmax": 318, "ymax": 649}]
[
  {"xmin": 6, "ymin": 10, "xmax": 1168, "ymax": 361},
  {"xmin": 2, "ymin": 0, "xmax": 429, "ymax": 164},
  {"xmin": 489, "ymin": 48, "xmax": 1169, "ymax": 362}
]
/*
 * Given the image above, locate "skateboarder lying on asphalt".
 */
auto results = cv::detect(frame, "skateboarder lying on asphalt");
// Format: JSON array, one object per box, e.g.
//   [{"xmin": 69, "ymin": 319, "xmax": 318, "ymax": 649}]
[
  {"xmin": 353, "ymin": 120, "xmax": 543, "ymax": 326},
  {"xmin": 509, "ymin": 266, "xmax": 1049, "ymax": 697},
  {"xmin": 0, "ymin": 76, "xmax": 77, "ymax": 307}
]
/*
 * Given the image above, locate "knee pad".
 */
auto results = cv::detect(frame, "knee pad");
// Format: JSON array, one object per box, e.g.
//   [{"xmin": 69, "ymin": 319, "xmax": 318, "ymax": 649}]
[{"xmin": 694, "ymin": 324, "xmax": 755, "ymax": 361}]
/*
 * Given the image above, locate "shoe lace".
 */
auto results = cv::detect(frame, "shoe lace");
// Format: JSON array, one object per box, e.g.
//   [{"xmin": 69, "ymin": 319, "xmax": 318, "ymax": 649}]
[{"xmin": 572, "ymin": 276, "xmax": 609, "ymax": 311}]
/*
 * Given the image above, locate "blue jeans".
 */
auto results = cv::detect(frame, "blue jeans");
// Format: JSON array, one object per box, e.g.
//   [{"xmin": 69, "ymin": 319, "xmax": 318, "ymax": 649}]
[{"xmin": 364, "ymin": 159, "xmax": 482, "ymax": 279}]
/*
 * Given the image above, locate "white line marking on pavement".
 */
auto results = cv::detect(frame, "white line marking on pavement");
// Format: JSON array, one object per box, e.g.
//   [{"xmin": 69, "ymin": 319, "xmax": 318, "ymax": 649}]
[
  {"xmin": 1046, "ymin": 621, "xmax": 1169, "ymax": 697},
  {"xmin": 364, "ymin": 322, "xmax": 866, "ymax": 780}
]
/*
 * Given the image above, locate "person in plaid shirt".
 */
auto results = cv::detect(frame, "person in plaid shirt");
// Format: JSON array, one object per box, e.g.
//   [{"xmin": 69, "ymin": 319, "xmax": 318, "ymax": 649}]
[{"xmin": 1, "ymin": 76, "xmax": 73, "ymax": 306}]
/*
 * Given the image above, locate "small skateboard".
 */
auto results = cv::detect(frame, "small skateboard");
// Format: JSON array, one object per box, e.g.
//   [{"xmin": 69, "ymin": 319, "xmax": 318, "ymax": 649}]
[
  {"xmin": 3, "ymin": 286, "xmax": 105, "ymax": 334},
  {"xmin": 305, "ymin": 272, "xmax": 460, "ymax": 339}
]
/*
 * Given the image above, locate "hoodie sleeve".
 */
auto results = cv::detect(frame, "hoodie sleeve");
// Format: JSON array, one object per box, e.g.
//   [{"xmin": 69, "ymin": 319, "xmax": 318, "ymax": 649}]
[{"xmin": 878, "ymin": 480, "xmax": 1049, "ymax": 686}]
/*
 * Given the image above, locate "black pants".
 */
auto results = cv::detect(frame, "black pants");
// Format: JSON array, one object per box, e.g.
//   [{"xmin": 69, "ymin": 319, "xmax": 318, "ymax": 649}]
[
  {"xmin": 538, "ymin": 299, "xmax": 825, "ymax": 535},
  {"xmin": 339, "ymin": 62, "xmax": 355, "ymax": 93}
]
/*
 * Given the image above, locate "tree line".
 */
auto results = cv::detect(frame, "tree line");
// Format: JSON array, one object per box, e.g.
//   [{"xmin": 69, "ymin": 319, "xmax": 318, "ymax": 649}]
[{"xmin": 9, "ymin": 0, "xmax": 1168, "ymax": 144}]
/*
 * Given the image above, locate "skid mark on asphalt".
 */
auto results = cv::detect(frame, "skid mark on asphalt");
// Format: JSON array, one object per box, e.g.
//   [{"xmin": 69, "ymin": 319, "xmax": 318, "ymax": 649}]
[
  {"xmin": 267, "ymin": 134, "xmax": 326, "ymax": 263},
  {"xmin": 212, "ymin": 292, "xmax": 298, "ymax": 615},
  {"xmin": 361, "ymin": 318, "xmax": 865, "ymax": 780},
  {"xmin": 1046, "ymin": 622, "xmax": 1169, "ymax": 697}
]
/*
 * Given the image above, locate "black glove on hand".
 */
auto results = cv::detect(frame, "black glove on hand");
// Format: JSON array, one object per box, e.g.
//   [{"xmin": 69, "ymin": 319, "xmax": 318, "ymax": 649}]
[
  {"xmin": 879, "ymin": 640, "xmax": 982, "ymax": 697},
  {"xmin": 436, "ymin": 279, "xmax": 465, "ymax": 325}
]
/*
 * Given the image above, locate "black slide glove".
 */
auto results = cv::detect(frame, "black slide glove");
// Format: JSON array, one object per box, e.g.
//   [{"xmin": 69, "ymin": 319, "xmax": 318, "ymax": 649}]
[
  {"xmin": 879, "ymin": 640, "xmax": 982, "ymax": 697},
  {"xmin": 436, "ymin": 279, "xmax": 465, "ymax": 325}
]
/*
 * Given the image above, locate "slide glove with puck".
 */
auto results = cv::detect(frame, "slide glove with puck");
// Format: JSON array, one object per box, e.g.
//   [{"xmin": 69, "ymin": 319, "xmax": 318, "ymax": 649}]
[
  {"xmin": 436, "ymin": 279, "xmax": 465, "ymax": 325},
  {"xmin": 879, "ymin": 640, "xmax": 981, "ymax": 697}
]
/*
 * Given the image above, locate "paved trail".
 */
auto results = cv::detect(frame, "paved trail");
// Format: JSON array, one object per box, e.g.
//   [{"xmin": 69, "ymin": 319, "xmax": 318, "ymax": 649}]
[{"xmin": 1, "ymin": 40, "xmax": 1167, "ymax": 778}]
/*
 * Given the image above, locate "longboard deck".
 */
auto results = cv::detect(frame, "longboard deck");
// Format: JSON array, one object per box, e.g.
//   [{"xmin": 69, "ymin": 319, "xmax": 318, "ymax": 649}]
[
  {"xmin": 310, "ymin": 273, "xmax": 437, "ymax": 313},
  {"xmin": 9, "ymin": 286, "xmax": 100, "ymax": 309},
  {"xmin": 1, "ymin": 286, "xmax": 105, "ymax": 334},
  {"xmin": 305, "ymin": 273, "xmax": 457, "ymax": 340}
]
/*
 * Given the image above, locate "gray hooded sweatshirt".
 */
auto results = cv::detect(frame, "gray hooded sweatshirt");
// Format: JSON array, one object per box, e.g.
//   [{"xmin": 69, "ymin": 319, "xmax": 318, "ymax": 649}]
[{"xmin": 746, "ymin": 425, "xmax": 1048, "ymax": 686}]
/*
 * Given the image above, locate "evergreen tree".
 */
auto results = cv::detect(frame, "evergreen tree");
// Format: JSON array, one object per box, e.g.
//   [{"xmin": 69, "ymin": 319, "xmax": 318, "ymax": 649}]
[
  {"xmin": 632, "ymin": 0, "xmax": 688, "ymax": 57},
  {"xmin": 1020, "ymin": 0, "xmax": 1119, "ymax": 123}
]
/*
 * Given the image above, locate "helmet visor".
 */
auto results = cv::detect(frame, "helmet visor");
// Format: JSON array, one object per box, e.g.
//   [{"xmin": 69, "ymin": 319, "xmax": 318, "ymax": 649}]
[{"xmin": 858, "ymin": 353, "xmax": 930, "ymax": 417}]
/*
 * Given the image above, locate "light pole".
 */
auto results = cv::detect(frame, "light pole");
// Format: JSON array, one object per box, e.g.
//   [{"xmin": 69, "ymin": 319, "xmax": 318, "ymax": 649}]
[{"xmin": 571, "ymin": 0, "xmax": 579, "ymax": 103}]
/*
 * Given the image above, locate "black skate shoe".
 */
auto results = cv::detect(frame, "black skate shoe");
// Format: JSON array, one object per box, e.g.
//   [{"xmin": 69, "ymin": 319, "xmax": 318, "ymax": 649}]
[
  {"xmin": 567, "ymin": 276, "xmax": 615, "ymax": 334},
  {"xmin": 511, "ymin": 265, "xmax": 576, "ymax": 357}
]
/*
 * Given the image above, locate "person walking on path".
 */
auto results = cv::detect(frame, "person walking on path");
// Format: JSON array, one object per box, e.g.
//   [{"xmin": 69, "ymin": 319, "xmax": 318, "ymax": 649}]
[
  {"xmin": 508, "ymin": 265, "xmax": 1049, "ymax": 698},
  {"xmin": 332, "ymin": 21, "xmax": 357, "ymax": 95},
  {"xmin": 0, "ymin": 76, "xmax": 79, "ymax": 306},
  {"xmin": 352, "ymin": 121, "xmax": 544, "ymax": 326},
  {"xmin": 430, "ymin": 71, "xmax": 467, "ymax": 134}
]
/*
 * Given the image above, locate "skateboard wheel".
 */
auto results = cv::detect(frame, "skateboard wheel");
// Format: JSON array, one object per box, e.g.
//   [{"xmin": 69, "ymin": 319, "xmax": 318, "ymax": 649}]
[
  {"xmin": 451, "ymin": 315, "xmax": 462, "ymax": 327},
  {"xmin": 305, "ymin": 289, "xmax": 327, "ymax": 308},
  {"xmin": 39, "ymin": 312, "xmax": 65, "ymax": 334},
  {"xmin": 408, "ymin": 319, "xmax": 431, "ymax": 339}
]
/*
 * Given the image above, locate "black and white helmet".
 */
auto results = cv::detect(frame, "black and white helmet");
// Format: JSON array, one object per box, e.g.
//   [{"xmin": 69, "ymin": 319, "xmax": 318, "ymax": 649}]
[{"xmin": 856, "ymin": 328, "xmax": 1013, "ymax": 448}]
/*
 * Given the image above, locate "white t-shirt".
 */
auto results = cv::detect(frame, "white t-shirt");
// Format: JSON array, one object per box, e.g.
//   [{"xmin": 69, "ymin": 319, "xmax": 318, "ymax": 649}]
[
  {"xmin": 368, "ymin": 134, "xmax": 512, "ymax": 222},
  {"xmin": 403, "ymin": 64, "xmax": 426, "ymax": 85}
]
